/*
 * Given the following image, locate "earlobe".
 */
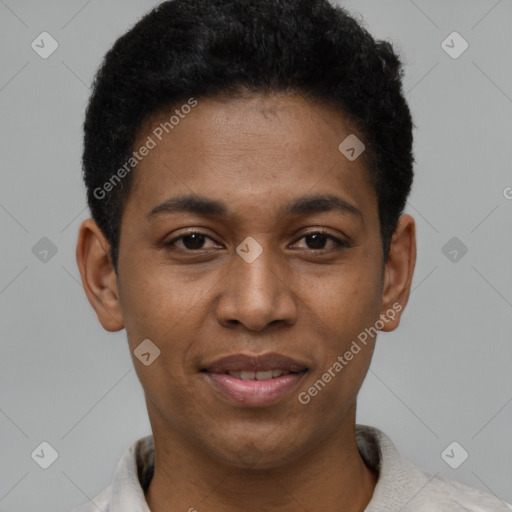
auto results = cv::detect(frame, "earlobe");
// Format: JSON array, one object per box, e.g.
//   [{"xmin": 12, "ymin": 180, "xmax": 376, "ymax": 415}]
[
  {"xmin": 76, "ymin": 218, "xmax": 124, "ymax": 332},
  {"xmin": 379, "ymin": 214, "xmax": 416, "ymax": 332}
]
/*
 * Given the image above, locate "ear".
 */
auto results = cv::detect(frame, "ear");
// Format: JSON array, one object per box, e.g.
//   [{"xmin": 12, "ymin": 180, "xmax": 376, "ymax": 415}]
[
  {"xmin": 379, "ymin": 214, "xmax": 416, "ymax": 332},
  {"xmin": 76, "ymin": 218, "xmax": 124, "ymax": 332}
]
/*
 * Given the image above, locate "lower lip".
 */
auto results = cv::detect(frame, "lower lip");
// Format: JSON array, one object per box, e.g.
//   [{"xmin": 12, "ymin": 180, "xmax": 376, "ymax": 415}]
[{"xmin": 204, "ymin": 372, "xmax": 306, "ymax": 407}]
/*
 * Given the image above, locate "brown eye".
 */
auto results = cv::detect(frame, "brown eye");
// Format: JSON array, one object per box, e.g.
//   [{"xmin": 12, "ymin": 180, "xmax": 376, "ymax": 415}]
[
  {"xmin": 304, "ymin": 233, "xmax": 329, "ymax": 249},
  {"xmin": 164, "ymin": 231, "xmax": 219, "ymax": 251},
  {"xmin": 180, "ymin": 233, "xmax": 207, "ymax": 250},
  {"xmin": 293, "ymin": 231, "xmax": 351, "ymax": 251}
]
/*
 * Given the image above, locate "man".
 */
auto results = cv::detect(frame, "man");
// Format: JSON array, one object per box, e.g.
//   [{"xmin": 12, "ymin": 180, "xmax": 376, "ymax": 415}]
[{"xmin": 73, "ymin": 0, "xmax": 511, "ymax": 510}]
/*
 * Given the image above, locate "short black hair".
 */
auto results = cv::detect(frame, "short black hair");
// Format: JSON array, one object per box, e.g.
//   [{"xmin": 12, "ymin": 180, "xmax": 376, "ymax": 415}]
[{"xmin": 83, "ymin": 0, "xmax": 414, "ymax": 273}]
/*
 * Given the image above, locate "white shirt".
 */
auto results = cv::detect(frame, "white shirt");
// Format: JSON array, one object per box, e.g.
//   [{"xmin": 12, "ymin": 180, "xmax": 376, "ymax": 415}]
[{"xmin": 71, "ymin": 424, "xmax": 512, "ymax": 511}]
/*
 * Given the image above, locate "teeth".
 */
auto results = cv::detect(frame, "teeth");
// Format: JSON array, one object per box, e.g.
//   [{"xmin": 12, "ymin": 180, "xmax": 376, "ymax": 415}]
[
  {"xmin": 226, "ymin": 370, "xmax": 290, "ymax": 380},
  {"xmin": 255, "ymin": 370, "xmax": 273, "ymax": 380}
]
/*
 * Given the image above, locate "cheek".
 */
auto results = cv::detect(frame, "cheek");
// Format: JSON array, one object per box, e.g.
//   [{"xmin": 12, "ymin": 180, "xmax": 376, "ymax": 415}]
[
  {"xmin": 118, "ymin": 254, "xmax": 200, "ymax": 331},
  {"xmin": 296, "ymin": 259, "xmax": 382, "ymax": 398},
  {"xmin": 297, "ymin": 274, "xmax": 379, "ymax": 414},
  {"xmin": 117, "ymin": 260, "xmax": 221, "ymax": 389},
  {"xmin": 301, "ymin": 260, "xmax": 382, "ymax": 331}
]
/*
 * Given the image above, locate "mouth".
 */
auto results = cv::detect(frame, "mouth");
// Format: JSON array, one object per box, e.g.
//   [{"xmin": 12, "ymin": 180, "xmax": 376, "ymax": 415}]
[
  {"xmin": 201, "ymin": 353, "xmax": 308, "ymax": 407},
  {"xmin": 223, "ymin": 369, "xmax": 296, "ymax": 380}
]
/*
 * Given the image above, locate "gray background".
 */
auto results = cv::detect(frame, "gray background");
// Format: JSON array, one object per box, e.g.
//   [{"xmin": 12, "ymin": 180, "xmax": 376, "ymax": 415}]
[{"xmin": 1, "ymin": 0, "xmax": 511, "ymax": 510}]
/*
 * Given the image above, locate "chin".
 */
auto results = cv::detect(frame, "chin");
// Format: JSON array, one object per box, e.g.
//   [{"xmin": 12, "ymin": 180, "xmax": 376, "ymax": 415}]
[{"xmin": 200, "ymin": 427, "xmax": 312, "ymax": 470}]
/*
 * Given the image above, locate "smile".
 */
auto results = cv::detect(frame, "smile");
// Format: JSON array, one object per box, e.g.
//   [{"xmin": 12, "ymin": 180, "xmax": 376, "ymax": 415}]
[
  {"xmin": 201, "ymin": 353, "xmax": 308, "ymax": 407},
  {"xmin": 226, "ymin": 370, "xmax": 293, "ymax": 380}
]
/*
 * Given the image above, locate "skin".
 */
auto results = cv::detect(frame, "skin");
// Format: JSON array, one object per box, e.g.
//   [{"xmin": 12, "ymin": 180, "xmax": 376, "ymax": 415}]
[{"xmin": 76, "ymin": 92, "xmax": 416, "ymax": 512}]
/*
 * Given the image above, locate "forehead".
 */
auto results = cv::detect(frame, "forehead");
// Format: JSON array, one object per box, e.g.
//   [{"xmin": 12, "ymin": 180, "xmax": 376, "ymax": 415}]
[{"xmin": 126, "ymin": 93, "xmax": 377, "ymax": 221}]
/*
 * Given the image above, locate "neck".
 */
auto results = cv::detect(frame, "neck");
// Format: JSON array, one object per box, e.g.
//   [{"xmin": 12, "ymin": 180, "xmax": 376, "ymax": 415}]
[{"xmin": 145, "ymin": 409, "xmax": 378, "ymax": 512}]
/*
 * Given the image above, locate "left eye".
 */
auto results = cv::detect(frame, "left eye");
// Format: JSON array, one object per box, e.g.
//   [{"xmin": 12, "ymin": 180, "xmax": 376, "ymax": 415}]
[{"xmin": 293, "ymin": 232, "xmax": 350, "ymax": 250}]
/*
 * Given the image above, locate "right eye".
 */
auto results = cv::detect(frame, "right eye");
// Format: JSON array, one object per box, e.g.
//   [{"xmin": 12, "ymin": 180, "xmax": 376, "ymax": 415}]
[{"xmin": 163, "ymin": 231, "xmax": 221, "ymax": 251}]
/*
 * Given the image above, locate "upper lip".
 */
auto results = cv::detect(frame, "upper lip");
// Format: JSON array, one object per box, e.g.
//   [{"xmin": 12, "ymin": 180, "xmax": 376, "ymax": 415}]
[{"xmin": 202, "ymin": 353, "xmax": 308, "ymax": 373}]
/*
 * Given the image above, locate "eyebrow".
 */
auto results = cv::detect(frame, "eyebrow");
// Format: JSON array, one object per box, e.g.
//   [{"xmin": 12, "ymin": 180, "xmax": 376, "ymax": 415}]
[{"xmin": 146, "ymin": 193, "xmax": 363, "ymax": 221}]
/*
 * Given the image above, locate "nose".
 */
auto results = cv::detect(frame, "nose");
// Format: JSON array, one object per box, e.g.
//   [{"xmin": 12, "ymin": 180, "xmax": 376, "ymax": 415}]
[{"xmin": 215, "ymin": 239, "xmax": 298, "ymax": 332}]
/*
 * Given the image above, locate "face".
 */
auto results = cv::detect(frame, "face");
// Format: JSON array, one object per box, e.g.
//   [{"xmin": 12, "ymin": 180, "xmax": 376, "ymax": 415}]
[{"xmin": 77, "ymin": 92, "xmax": 415, "ymax": 469}]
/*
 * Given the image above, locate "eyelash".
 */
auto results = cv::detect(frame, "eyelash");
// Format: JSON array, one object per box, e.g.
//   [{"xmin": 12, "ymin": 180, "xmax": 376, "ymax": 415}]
[{"xmin": 162, "ymin": 229, "xmax": 352, "ymax": 252}]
